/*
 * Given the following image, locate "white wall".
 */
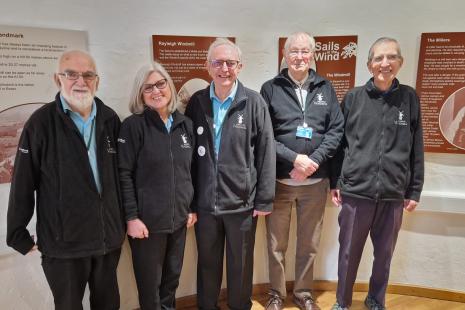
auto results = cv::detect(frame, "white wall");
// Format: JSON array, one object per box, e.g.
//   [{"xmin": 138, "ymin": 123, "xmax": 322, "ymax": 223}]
[{"xmin": 1, "ymin": 0, "xmax": 465, "ymax": 309}]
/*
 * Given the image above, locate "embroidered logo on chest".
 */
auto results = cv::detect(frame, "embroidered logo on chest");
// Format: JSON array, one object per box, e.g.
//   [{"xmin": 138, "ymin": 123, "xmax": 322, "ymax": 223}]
[
  {"xmin": 313, "ymin": 93, "xmax": 327, "ymax": 106},
  {"xmin": 180, "ymin": 133, "xmax": 191, "ymax": 148},
  {"xmin": 106, "ymin": 136, "xmax": 117, "ymax": 153},
  {"xmin": 233, "ymin": 113, "xmax": 247, "ymax": 129},
  {"xmin": 394, "ymin": 110, "xmax": 408, "ymax": 126}
]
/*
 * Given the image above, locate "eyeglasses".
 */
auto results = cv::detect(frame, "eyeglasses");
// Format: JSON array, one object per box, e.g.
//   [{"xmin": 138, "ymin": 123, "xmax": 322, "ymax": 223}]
[
  {"xmin": 58, "ymin": 70, "xmax": 98, "ymax": 81},
  {"xmin": 210, "ymin": 60, "xmax": 240, "ymax": 69},
  {"xmin": 142, "ymin": 79, "xmax": 168, "ymax": 93},
  {"xmin": 288, "ymin": 50, "xmax": 312, "ymax": 58},
  {"xmin": 372, "ymin": 54, "xmax": 401, "ymax": 64}
]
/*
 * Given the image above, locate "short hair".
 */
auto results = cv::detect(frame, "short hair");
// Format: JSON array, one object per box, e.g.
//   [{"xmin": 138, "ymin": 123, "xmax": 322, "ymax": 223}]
[
  {"xmin": 57, "ymin": 50, "xmax": 97, "ymax": 73},
  {"xmin": 207, "ymin": 38, "xmax": 242, "ymax": 62},
  {"xmin": 367, "ymin": 37, "xmax": 402, "ymax": 62},
  {"xmin": 284, "ymin": 32, "xmax": 316, "ymax": 53},
  {"xmin": 128, "ymin": 62, "xmax": 178, "ymax": 114}
]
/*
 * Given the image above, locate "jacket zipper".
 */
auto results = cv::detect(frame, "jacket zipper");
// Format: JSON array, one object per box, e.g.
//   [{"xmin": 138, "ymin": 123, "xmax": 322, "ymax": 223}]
[
  {"xmin": 375, "ymin": 98, "xmax": 385, "ymax": 202},
  {"xmin": 169, "ymin": 129, "xmax": 176, "ymax": 230}
]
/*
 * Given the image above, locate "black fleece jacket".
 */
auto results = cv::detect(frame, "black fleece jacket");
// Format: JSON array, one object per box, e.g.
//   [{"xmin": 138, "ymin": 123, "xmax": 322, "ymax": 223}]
[
  {"xmin": 7, "ymin": 93, "xmax": 124, "ymax": 258},
  {"xmin": 118, "ymin": 109, "xmax": 194, "ymax": 233},
  {"xmin": 185, "ymin": 81, "xmax": 276, "ymax": 214},
  {"xmin": 260, "ymin": 69, "xmax": 344, "ymax": 179},
  {"xmin": 331, "ymin": 79, "xmax": 424, "ymax": 202}
]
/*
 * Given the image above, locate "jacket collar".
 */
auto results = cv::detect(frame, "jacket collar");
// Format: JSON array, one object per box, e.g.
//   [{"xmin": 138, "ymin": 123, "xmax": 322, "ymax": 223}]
[
  {"xmin": 275, "ymin": 68, "xmax": 324, "ymax": 89},
  {"xmin": 365, "ymin": 78, "xmax": 400, "ymax": 96},
  {"xmin": 54, "ymin": 92, "xmax": 115, "ymax": 134},
  {"xmin": 143, "ymin": 108, "xmax": 186, "ymax": 131}
]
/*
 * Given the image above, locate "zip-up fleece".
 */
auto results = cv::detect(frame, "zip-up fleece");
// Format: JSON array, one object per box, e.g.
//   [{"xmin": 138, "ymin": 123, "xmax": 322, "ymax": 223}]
[
  {"xmin": 7, "ymin": 93, "xmax": 125, "ymax": 258},
  {"xmin": 185, "ymin": 81, "xmax": 276, "ymax": 214},
  {"xmin": 118, "ymin": 109, "xmax": 194, "ymax": 233},
  {"xmin": 331, "ymin": 79, "xmax": 424, "ymax": 202},
  {"xmin": 260, "ymin": 69, "xmax": 344, "ymax": 179}
]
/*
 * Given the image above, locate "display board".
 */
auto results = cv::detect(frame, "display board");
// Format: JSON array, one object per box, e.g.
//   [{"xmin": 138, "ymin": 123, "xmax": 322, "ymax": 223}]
[
  {"xmin": 278, "ymin": 35, "xmax": 358, "ymax": 102},
  {"xmin": 153, "ymin": 35, "xmax": 235, "ymax": 113},
  {"xmin": 416, "ymin": 32, "xmax": 465, "ymax": 153},
  {"xmin": 0, "ymin": 25, "xmax": 87, "ymax": 184}
]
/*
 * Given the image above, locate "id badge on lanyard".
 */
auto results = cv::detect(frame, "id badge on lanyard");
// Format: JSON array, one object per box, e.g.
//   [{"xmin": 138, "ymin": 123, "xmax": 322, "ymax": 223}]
[{"xmin": 296, "ymin": 122, "xmax": 313, "ymax": 139}]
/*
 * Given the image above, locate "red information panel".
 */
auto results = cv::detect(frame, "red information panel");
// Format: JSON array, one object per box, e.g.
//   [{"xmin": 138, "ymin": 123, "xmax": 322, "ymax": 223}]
[
  {"xmin": 278, "ymin": 35, "xmax": 357, "ymax": 102},
  {"xmin": 153, "ymin": 35, "xmax": 235, "ymax": 113},
  {"xmin": 416, "ymin": 32, "xmax": 465, "ymax": 153}
]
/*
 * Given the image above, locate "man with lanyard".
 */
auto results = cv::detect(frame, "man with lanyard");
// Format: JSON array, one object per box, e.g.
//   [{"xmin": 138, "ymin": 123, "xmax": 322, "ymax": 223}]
[
  {"xmin": 185, "ymin": 38, "xmax": 275, "ymax": 310},
  {"xmin": 330, "ymin": 37, "xmax": 424, "ymax": 310},
  {"xmin": 260, "ymin": 32, "xmax": 344, "ymax": 310},
  {"xmin": 7, "ymin": 50, "xmax": 124, "ymax": 310}
]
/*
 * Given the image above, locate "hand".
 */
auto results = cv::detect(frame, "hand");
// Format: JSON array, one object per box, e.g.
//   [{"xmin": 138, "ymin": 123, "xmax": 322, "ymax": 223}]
[
  {"xmin": 127, "ymin": 218, "xmax": 149, "ymax": 239},
  {"xmin": 330, "ymin": 189, "xmax": 341, "ymax": 206},
  {"xmin": 289, "ymin": 168, "xmax": 308, "ymax": 181},
  {"xmin": 253, "ymin": 210, "xmax": 272, "ymax": 217},
  {"xmin": 186, "ymin": 213, "xmax": 197, "ymax": 227},
  {"xmin": 403, "ymin": 199, "xmax": 418, "ymax": 212},
  {"xmin": 293, "ymin": 154, "xmax": 319, "ymax": 176}
]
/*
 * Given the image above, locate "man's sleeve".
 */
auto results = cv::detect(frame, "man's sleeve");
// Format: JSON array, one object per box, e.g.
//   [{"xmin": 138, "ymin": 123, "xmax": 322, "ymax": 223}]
[
  {"xmin": 308, "ymin": 84, "xmax": 344, "ymax": 166},
  {"xmin": 6, "ymin": 123, "xmax": 40, "ymax": 255},
  {"xmin": 260, "ymin": 83, "xmax": 298, "ymax": 164},
  {"xmin": 253, "ymin": 98, "xmax": 276, "ymax": 212},
  {"xmin": 405, "ymin": 92, "xmax": 424, "ymax": 201},
  {"xmin": 117, "ymin": 118, "xmax": 141, "ymax": 221}
]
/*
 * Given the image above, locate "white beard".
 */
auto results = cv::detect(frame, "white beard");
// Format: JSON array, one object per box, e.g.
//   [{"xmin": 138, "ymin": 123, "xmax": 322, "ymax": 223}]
[{"xmin": 62, "ymin": 90, "xmax": 94, "ymax": 111}]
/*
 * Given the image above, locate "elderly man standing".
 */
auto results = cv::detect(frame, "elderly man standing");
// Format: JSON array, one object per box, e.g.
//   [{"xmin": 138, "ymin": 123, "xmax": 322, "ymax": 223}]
[
  {"xmin": 7, "ymin": 50, "xmax": 124, "ymax": 310},
  {"xmin": 185, "ymin": 38, "xmax": 275, "ymax": 310},
  {"xmin": 260, "ymin": 32, "xmax": 344, "ymax": 310},
  {"xmin": 330, "ymin": 37, "xmax": 424, "ymax": 310}
]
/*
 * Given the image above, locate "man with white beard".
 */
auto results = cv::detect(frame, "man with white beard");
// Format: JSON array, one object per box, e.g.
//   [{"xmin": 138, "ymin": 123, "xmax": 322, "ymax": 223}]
[{"xmin": 7, "ymin": 50, "xmax": 125, "ymax": 310}]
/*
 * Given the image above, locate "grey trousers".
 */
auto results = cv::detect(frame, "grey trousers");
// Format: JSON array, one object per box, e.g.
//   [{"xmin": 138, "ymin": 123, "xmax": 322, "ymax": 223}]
[
  {"xmin": 336, "ymin": 194, "xmax": 404, "ymax": 307},
  {"xmin": 266, "ymin": 180, "xmax": 329, "ymax": 298}
]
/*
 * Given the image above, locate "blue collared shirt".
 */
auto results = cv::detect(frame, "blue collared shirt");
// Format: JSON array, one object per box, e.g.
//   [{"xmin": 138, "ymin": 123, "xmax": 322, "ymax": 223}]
[
  {"xmin": 210, "ymin": 81, "xmax": 238, "ymax": 155},
  {"xmin": 60, "ymin": 94, "xmax": 101, "ymax": 193},
  {"xmin": 165, "ymin": 114, "xmax": 174, "ymax": 132}
]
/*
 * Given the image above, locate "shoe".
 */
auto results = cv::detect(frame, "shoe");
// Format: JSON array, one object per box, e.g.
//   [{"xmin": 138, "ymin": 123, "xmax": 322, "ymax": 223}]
[
  {"xmin": 265, "ymin": 294, "xmax": 283, "ymax": 310},
  {"xmin": 331, "ymin": 302, "xmax": 349, "ymax": 310},
  {"xmin": 364, "ymin": 295, "xmax": 386, "ymax": 310},
  {"xmin": 293, "ymin": 294, "xmax": 320, "ymax": 310}
]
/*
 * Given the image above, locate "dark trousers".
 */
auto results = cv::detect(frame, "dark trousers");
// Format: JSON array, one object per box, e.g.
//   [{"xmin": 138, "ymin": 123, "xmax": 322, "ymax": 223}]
[
  {"xmin": 195, "ymin": 210, "xmax": 257, "ymax": 310},
  {"xmin": 336, "ymin": 195, "xmax": 404, "ymax": 307},
  {"xmin": 129, "ymin": 225, "xmax": 187, "ymax": 310},
  {"xmin": 41, "ymin": 249, "xmax": 121, "ymax": 310}
]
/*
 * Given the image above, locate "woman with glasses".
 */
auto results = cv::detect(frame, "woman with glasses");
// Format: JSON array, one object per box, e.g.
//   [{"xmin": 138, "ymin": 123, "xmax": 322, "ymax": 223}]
[{"xmin": 118, "ymin": 62, "xmax": 196, "ymax": 310}]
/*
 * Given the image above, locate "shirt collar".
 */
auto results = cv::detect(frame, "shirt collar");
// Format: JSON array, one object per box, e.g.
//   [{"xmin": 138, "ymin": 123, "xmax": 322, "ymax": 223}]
[
  {"xmin": 60, "ymin": 93, "xmax": 97, "ymax": 121},
  {"xmin": 209, "ymin": 81, "xmax": 238, "ymax": 103}
]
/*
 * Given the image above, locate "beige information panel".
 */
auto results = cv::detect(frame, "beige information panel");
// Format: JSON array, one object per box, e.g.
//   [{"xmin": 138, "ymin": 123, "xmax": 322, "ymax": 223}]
[
  {"xmin": 0, "ymin": 25, "xmax": 87, "ymax": 183},
  {"xmin": 152, "ymin": 35, "xmax": 235, "ymax": 113},
  {"xmin": 278, "ymin": 35, "xmax": 358, "ymax": 102},
  {"xmin": 416, "ymin": 32, "xmax": 465, "ymax": 153}
]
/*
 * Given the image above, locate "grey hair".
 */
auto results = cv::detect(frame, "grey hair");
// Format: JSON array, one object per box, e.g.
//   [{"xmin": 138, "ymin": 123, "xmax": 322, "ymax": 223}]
[
  {"xmin": 57, "ymin": 50, "xmax": 97, "ymax": 73},
  {"xmin": 128, "ymin": 62, "xmax": 178, "ymax": 114},
  {"xmin": 206, "ymin": 38, "xmax": 242, "ymax": 62},
  {"xmin": 368, "ymin": 37, "xmax": 402, "ymax": 62},
  {"xmin": 283, "ymin": 32, "xmax": 316, "ymax": 53}
]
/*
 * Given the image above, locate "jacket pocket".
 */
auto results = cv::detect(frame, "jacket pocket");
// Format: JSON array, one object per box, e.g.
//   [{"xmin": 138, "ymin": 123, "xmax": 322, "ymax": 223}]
[
  {"xmin": 217, "ymin": 164, "xmax": 250, "ymax": 208},
  {"xmin": 59, "ymin": 199, "xmax": 100, "ymax": 242},
  {"xmin": 138, "ymin": 189, "xmax": 170, "ymax": 232}
]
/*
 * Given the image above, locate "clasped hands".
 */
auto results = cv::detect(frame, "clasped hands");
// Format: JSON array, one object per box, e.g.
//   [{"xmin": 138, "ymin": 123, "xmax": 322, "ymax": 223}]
[{"xmin": 290, "ymin": 154, "xmax": 319, "ymax": 181}]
